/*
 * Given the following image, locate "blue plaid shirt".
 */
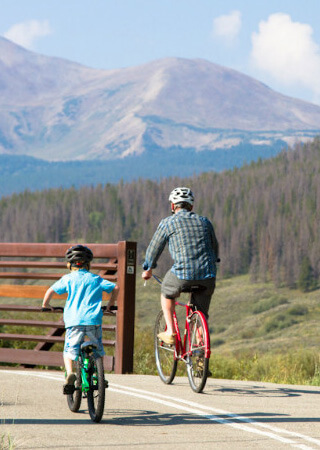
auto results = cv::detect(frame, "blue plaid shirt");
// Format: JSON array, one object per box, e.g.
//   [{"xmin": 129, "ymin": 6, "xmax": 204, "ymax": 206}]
[{"xmin": 143, "ymin": 210, "xmax": 219, "ymax": 280}]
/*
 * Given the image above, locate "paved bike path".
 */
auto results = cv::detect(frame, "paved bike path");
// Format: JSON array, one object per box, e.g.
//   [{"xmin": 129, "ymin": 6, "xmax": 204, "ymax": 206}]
[{"xmin": 1, "ymin": 369, "xmax": 320, "ymax": 449}]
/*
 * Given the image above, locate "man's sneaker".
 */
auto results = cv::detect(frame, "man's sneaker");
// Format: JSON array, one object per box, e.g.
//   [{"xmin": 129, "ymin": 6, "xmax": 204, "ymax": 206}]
[
  {"xmin": 157, "ymin": 331, "xmax": 176, "ymax": 345},
  {"xmin": 196, "ymin": 358, "xmax": 212, "ymax": 377}
]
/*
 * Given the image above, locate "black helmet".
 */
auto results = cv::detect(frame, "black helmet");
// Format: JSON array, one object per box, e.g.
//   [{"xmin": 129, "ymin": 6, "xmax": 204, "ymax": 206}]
[{"xmin": 65, "ymin": 245, "xmax": 93, "ymax": 265}]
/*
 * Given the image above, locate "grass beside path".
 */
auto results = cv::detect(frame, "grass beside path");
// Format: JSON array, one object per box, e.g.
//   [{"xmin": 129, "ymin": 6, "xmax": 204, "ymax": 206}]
[{"xmin": 134, "ymin": 273, "xmax": 320, "ymax": 385}]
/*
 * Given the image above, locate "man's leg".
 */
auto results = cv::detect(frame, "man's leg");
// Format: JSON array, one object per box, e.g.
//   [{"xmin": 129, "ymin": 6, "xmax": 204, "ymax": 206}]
[{"xmin": 161, "ymin": 294, "xmax": 175, "ymax": 335}]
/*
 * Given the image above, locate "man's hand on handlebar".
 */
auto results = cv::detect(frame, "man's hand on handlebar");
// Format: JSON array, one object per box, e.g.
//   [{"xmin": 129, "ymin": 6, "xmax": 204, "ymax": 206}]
[{"xmin": 142, "ymin": 269, "xmax": 153, "ymax": 280}]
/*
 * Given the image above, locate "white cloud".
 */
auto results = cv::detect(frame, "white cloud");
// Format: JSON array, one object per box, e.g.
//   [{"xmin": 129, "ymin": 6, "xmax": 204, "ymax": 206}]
[
  {"xmin": 251, "ymin": 13, "xmax": 320, "ymax": 102},
  {"xmin": 212, "ymin": 10, "xmax": 242, "ymax": 42},
  {"xmin": 4, "ymin": 20, "xmax": 52, "ymax": 49}
]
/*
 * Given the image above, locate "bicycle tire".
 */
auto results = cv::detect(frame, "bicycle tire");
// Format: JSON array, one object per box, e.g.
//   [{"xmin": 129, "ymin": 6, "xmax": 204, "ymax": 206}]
[
  {"xmin": 66, "ymin": 359, "xmax": 82, "ymax": 412},
  {"xmin": 186, "ymin": 311, "xmax": 209, "ymax": 393},
  {"xmin": 154, "ymin": 309, "xmax": 177, "ymax": 384},
  {"xmin": 87, "ymin": 356, "xmax": 105, "ymax": 423}
]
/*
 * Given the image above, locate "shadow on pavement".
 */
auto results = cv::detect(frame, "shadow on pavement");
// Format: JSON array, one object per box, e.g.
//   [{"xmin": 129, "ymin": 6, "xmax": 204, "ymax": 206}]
[
  {"xmin": 204, "ymin": 382, "xmax": 320, "ymax": 398},
  {"xmin": 3, "ymin": 409, "xmax": 320, "ymax": 426}
]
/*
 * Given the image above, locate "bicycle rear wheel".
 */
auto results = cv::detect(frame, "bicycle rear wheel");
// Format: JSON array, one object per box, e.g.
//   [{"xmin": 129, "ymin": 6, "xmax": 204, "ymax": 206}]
[
  {"xmin": 67, "ymin": 359, "xmax": 82, "ymax": 412},
  {"xmin": 154, "ymin": 310, "xmax": 177, "ymax": 384},
  {"xmin": 87, "ymin": 356, "xmax": 105, "ymax": 422},
  {"xmin": 186, "ymin": 311, "xmax": 210, "ymax": 393}
]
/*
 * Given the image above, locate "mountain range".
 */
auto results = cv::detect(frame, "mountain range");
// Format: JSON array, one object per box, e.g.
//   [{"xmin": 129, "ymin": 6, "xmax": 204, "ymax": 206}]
[{"xmin": 0, "ymin": 35, "xmax": 320, "ymax": 194}]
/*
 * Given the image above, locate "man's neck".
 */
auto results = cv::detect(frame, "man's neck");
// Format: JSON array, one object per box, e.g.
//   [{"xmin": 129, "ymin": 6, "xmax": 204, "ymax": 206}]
[{"xmin": 174, "ymin": 207, "xmax": 190, "ymax": 213}]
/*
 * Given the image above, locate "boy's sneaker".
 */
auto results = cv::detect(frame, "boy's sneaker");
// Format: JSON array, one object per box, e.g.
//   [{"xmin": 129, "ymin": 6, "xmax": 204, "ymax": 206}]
[
  {"xmin": 65, "ymin": 372, "xmax": 76, "ymax": 385},
  {"xmin": 63, "ymin": 372, "xmax": 77, "ymax": 395}
]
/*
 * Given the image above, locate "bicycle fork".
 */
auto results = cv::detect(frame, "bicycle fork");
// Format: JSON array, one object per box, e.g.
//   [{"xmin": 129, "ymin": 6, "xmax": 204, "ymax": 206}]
[{"xmin": 81, "ymin": 356, "xmax": 91, "ymax": 393}]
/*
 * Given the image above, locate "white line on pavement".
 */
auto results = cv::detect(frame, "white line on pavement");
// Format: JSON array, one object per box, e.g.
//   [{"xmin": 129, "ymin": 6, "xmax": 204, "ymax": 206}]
[{"xmin": 1, "ymin": 370, "xmax": 318, "ymax": 449}]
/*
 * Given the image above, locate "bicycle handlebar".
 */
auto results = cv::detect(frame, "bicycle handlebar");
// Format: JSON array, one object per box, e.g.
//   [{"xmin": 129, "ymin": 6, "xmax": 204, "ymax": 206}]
[
  {"xmin": 102, "ymin": 305, "xmax": 118, "ymax": 312},
  {"xmin": 41, "ymin": 305, "xmax": 118, "ymax": 312},
  {"xmin": 41, "ymin": 306, "xmax": 64, "ymax": 312}
]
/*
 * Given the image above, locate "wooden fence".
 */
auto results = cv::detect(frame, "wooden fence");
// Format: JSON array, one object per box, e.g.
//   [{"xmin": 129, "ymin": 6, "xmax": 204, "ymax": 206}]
[{"xmin": 0, "ymin": 241, "xmax": 136, "ymax": 373}]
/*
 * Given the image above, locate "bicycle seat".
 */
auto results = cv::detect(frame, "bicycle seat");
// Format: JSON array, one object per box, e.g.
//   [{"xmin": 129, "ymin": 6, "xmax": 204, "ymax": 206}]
[
  {"xmin": 81, "ymin": 341, "xmax": 98, "ymax": 354},
  {"xmin": 181, "ymin": 284, "xmax": 207, "ymax": 293}
]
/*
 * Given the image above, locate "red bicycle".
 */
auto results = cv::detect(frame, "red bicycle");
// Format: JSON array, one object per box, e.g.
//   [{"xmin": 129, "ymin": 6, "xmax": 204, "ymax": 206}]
[{"xmin": 153, "ymin": 276, "xmax": 211, "ymax": 393}]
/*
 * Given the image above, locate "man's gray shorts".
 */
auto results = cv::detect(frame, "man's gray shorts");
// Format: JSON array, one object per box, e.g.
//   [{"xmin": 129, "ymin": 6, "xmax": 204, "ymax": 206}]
[{"xmin": 161, "ymin": 270, "xmax": 215, "ymax": 317}]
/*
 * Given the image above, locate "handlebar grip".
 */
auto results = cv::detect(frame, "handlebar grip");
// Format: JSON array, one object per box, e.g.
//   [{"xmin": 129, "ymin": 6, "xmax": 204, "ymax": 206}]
[
  {"xmin": 101, "ymin": 305, "xmax": 118, "ymax": 312},
  {"xmin": 41, "ymin": 306, "xmax": 64, "ymax": 312}
]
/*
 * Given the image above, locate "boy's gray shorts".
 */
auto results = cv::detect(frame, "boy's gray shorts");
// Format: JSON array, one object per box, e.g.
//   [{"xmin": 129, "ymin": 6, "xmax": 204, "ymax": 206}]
[
  {"xmin": 161, "ymin": 270, "xmax": 216, "ymax": 317},
  {"xmin": 64, "ymin": 325, "xmax": 105, "ymax": 361}
]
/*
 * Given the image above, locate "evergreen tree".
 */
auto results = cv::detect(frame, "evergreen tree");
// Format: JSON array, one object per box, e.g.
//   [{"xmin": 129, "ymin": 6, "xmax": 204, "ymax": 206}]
[{"xmin": 298, "ymin": 257, "xmax": 316, "ymax": 292}]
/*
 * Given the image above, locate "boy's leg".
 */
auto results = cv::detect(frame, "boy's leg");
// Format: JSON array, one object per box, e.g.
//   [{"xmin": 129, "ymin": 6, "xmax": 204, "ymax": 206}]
[
  {"xmin": 64, "ymin": 326, "xmax": 84, "ymax": 385},
  {"xmin": 64, "ymin": 355, "xmax": 74, "ymax": 376},
  {"xmin": 86, "ymin": 325, "xmax": 105, "ymax": 358}
]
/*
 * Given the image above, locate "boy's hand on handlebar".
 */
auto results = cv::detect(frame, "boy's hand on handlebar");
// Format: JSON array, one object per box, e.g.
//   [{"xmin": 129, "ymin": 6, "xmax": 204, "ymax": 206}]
[
  {"xmin": 41, "ymin": 306, "xmax": 54, "ymax": 312},
  {"xmin": 142, "ymin": 269, "xmax": 153, "ymax": 280}
]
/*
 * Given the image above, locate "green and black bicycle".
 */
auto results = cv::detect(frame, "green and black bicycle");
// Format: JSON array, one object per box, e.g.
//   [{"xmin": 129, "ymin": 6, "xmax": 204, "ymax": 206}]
[
  {"xmin": 66, "ymin": 339, "xmax": 106, "ymax": 423},
  {"xmin": 42, "ymin": 305, "xmax": 116, "ymax": 423}
]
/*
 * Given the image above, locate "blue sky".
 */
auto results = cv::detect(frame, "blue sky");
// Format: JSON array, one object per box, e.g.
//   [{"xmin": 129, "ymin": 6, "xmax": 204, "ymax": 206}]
[{"xmin": 1, "ymin": 0, "xmax": 320, "ymax": 105}]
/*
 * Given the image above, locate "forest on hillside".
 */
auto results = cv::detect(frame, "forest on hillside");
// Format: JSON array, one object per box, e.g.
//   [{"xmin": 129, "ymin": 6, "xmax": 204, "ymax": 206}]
[{"xmin": 0, "ymin": 138, "xmax": 319, "ymax": 290}]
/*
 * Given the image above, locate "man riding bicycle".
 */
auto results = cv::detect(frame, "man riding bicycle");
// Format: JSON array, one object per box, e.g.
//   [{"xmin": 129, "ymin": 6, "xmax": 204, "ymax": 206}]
[{"xmin": 142, "ymin": 187, "xmax": 219, "ymax": 345}]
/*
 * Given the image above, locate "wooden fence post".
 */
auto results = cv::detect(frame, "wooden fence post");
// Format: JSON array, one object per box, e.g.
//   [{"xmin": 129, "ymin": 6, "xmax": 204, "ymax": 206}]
[{"xmin": 115, "ymin": 241, "xmax": 137, "ymax": 373}]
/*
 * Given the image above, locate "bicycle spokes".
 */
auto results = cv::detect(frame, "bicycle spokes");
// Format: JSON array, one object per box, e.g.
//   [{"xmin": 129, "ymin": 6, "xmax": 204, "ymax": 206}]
[
  {"xmin": 154, "ymin": 310, "xmax": 177, "ymax": 384},
  {"xmin": 186, "ymin": 312, "xmax": 209, "ymax": 393}
]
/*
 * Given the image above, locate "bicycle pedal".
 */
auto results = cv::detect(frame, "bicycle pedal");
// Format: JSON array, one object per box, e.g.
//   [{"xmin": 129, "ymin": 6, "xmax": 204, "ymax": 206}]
[{"xmin": 63, "ymin": 384, "xmax": 75, "ymax": 395}]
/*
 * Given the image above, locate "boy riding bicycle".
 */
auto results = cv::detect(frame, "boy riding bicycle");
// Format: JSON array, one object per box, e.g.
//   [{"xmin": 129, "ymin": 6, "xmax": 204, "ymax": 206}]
[{"xmin": 42, "ymin": 245, "xmax": 118, "ymax": 390}]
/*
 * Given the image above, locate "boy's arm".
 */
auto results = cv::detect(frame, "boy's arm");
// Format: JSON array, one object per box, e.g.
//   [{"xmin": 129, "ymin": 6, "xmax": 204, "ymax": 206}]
[
  {"xmin": 107, "ymin": 285, "xmax": 119, "ymax": 312},
  {"xmin": 42, "ymin": 287, "xmax": 55, "ymax": 309}
]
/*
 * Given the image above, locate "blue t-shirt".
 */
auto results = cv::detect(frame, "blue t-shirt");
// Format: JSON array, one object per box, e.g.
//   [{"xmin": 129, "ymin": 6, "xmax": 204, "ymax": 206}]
[{"xmin": 51, "ymin": 269, "xmax": 116, "ymax": 328}]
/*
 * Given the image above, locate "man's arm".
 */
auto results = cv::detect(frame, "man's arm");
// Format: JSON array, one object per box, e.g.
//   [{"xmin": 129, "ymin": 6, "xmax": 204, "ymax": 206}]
[
  {"xmin": 207, "ymin": 219, "xmax": 219, "ymax": 259},
  {"xmin": 142, "ymin": 221, "xmax": 167, "ymax": 277}
]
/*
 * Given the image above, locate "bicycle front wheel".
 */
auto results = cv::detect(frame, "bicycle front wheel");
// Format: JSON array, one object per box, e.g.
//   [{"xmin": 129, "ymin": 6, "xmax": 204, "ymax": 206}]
[
  {"xmin": 186, "ymin": 311, "xmax": 210, "ymax": 393},
  {"xmin": 154, "ymin": 310, "xmax": 177, "ymax": 384},
  {"xmin": 67, "ymin": 359, "xmax": 82, "ymax": 412},
  {"xmin": 87, "ymin": 356, "xmax": 105, "ymax": 423}
]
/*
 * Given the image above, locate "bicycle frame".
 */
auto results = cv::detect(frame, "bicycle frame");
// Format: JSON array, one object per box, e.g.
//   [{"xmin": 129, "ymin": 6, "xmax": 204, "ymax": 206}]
[
  {"xmin": 153, "ymin": 274, "xmax": 212, "ymax": 392},
  {"xmin": 172, "ymin": 300, "xmax": 211, "ymax": 361},
  {"xmin": 80, "ymin": 353, "xmax": 91, "ymax": 393}
]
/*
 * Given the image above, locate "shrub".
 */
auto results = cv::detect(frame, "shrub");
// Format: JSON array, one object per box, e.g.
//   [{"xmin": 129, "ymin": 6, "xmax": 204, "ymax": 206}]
[
  {"xmin": 253, "ymin": 296, "xmax": 288, "ymax": 314},
  {"xmin": 263, "ymin": 314, "xmax": 297, "ymax": 333},
  {"xmin": 287, "ymin": 304, "xmax": 309, "ymax": 316},
  {"xmin": 212, "ymin": 338, "xmax": 225, "ymax": 347}
]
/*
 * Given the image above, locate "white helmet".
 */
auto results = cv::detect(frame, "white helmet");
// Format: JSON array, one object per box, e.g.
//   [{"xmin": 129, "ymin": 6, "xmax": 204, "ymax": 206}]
[{"xmin": 169, "ymin": 187, "xmax": 194, "ymax": 206}]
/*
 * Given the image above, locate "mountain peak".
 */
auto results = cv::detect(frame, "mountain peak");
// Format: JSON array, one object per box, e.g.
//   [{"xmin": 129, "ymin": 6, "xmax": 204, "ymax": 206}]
[{"xmin": 0, "ymin": 37, "xmax": 320, "ymax": 161}]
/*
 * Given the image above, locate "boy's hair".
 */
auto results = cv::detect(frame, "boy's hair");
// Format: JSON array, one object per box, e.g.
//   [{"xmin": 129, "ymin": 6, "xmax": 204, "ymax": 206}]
[
  {"xmin": 67, "ymin": 261, "xmax": 90, "ymax": 271},
  {"xmin": 65, "ymin": 245, "xmax": 93, "ymax": 271}
]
